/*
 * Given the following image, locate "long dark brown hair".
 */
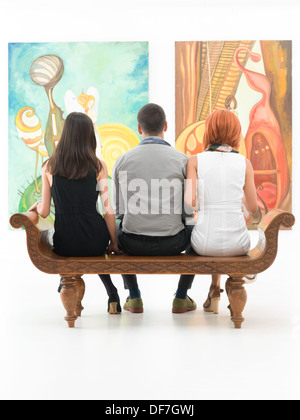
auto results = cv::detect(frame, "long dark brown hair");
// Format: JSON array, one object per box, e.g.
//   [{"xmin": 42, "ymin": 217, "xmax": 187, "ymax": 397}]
[{"xmin": 48, "ymin": 112, "xmax": 101, "ymax": 179}]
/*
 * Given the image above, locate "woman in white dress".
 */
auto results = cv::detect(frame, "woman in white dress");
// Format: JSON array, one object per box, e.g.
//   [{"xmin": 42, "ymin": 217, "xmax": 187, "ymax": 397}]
[{"xmin": 185, "ymin": 109, "xmax": 259, "ymax": 313}]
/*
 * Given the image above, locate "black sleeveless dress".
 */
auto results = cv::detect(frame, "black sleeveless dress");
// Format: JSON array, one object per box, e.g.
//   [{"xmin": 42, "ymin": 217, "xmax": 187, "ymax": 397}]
[{"xmin": 51, "ymin": 172, "xmax": 110, "ymax": 257}]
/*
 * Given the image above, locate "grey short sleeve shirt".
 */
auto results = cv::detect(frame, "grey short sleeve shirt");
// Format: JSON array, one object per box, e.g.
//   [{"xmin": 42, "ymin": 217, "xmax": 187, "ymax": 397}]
[{"xmin": 112, "ymin": 136, "xmax": 189, "ymax": 237}]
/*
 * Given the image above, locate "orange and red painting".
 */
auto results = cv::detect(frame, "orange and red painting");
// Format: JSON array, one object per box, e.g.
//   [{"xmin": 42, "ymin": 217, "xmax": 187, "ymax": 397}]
[{"xmin": 175, "ymin": 41, "xmax": 292, "ymax": 227}]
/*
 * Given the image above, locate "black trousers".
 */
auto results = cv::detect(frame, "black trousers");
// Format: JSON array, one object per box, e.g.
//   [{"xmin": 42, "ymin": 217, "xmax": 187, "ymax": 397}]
[{"xmin": 118, "ymin": 223, "xmax": 195, "ymax": 291}]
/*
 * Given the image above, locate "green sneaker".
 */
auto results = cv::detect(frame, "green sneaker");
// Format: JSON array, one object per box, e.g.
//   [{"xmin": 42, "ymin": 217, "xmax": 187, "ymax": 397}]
[
  {"xmin": 124, "ymin": 297, "xmax": 144, "ymax": 313},
  {"xmin": 172, "ymin": 296, "xmax": 197, "ymax": 314}
]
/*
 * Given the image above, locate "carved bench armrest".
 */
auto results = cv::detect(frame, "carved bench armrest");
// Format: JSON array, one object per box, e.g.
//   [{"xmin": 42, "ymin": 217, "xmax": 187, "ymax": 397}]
[
  {"xmin": 10, "ymin": 211, "xmax": 54, "ymax": 233},
  {"xmin": 10, "ymin": 212, "xmax": 54, "ymax": 259},
  {"xmin": 257, "ymin": 209, "xmax": 295, "ymax": 232},
  {"xmin": 248, "ymin": 209, "xmax": 295, "ymax": 259}
]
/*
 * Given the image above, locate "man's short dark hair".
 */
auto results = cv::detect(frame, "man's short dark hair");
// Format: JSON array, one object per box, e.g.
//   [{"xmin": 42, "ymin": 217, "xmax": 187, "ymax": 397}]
[{"xmin": 137, "ymin": 103, "xmax": 166, "ymax": 135}]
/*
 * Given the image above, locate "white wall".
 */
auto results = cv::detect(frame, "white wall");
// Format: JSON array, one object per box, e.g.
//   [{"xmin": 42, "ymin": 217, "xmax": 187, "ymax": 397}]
[{"xmin": 1, "ymin": 0, "xmax": 299, "ymax": 232}]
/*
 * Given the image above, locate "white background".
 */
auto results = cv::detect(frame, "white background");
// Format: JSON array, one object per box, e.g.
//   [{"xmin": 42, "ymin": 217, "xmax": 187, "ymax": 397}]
[{"xmin": 1, "ymin": 0, "xmax": 300, "ymax": 401}]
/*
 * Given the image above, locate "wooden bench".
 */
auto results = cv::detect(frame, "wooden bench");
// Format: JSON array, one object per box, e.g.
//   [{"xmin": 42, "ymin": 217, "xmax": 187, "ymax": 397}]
[{"xmin": 10, "ymin": 209, "xmax": 295, "ymax": 329}]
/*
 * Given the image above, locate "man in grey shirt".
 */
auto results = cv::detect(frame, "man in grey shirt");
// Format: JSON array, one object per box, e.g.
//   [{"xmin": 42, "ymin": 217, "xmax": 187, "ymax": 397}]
[{"xmin": 112, "ymin": 104, "xmax": 196, "ymax": 314}]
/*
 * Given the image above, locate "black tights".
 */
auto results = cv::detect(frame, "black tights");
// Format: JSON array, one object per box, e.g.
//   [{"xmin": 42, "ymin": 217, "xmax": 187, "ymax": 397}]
[
  {"xmin": 98, "ymin": 274, "xmax": 119, "ymax": 298},
  {"xmin": 58, "ymin": 275, "xmax": 119, "ymax": 299}
]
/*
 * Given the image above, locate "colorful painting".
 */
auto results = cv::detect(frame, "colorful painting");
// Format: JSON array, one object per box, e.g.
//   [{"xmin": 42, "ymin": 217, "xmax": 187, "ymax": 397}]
[
  {"xmin": 175, "ymin": 41, "xmax": 292, "ymax": 228},
  {"xmin": 9, "ymin": 42, "xmax": 149, "ymax": 222}
]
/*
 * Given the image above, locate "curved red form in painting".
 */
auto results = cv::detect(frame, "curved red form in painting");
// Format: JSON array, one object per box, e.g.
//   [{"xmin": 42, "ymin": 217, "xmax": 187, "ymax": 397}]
[{"xmin": 234, "ymin": 47, "xmax": 290, "ymax": 212}]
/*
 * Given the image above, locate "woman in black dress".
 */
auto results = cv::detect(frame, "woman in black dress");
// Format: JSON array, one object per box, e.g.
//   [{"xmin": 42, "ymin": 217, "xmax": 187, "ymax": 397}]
[{"xmin": 29, "ymin": 112, "xmax": 122, "ymax": 314}]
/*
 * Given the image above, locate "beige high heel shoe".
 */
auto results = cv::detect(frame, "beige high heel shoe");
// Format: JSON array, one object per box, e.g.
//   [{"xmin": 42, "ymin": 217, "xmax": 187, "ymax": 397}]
[
  {"xmin": 243, "ymin": 274, "xmax": 258, "ymax": 284},
  {"xmin": 108, "ymin": 302, "xmax": 122, "ymax": 314},
  {"xmin": 203, "ymin": 286, "xmax": 224, "ymax": 314}
]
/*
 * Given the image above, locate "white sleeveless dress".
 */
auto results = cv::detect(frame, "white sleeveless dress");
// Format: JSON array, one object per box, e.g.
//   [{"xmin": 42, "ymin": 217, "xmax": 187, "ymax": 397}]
[{"xmin": 191, "ymin": 152, "xmax": 251, "ymax": 257}]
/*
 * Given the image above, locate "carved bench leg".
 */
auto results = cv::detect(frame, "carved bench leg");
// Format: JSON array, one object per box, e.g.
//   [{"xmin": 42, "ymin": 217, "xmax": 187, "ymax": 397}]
[
  {"xmin": 226, "ymin": 276, "xmax": 247, "ymax": 329},
  {"xmin": 60, "ymin": 276, "xmax": 78, "ymax": 328},
  {"xmin": 75, "ymin": 276, "xmax": 85, "ymax": 317},
  {"xmin": 226, "ymin": 280, "xmax": 233, "ymax": 317}
]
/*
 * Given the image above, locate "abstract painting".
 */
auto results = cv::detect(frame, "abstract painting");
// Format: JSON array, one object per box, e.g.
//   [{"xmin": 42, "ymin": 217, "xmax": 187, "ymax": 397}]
[
  {"xmin": 9, "ymin": 42, "xmax": 149, "ymax": 223},
  {"xmin": 175, "ymin": 41, "xmax": 292, "ymax": 228}
]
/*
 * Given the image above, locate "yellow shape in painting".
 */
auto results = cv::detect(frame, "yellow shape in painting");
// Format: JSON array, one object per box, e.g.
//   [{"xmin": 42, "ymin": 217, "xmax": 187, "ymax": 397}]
[
  {"xmin": 97, "ymin": 123, "xmax": 140, "ymax": 177},
  {"xmin": 15, "ymin": 107, "xmax": 42, "ymax": 133},
  {"xmin": 176, "ymin": 120, "xmax": 247, "ymax": 157},
  {"xmin": 38, "ymin": 136, "xmax": 49, "ymax": 158},
  {"xmin": 239, "ymin": 136, "xmax": 247, "ymax": 157},
  {"xmin": 176, "ymin": 121, "xmax": 206, "ymax": 156},
  {"xmin": 15, "ymin": 107, "xmax": 43, "ymax": 150}
]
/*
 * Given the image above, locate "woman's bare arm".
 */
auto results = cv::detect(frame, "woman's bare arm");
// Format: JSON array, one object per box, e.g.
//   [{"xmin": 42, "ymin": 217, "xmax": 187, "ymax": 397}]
[
  {"xmin": 243, "ymin": 159, "xmax": 258, "ymax": 215},
  {"xmin": 184, "ymin": 156, "xmax": 199, "ymax": 211},
  {"xmin": 97, "ymin": 161, "xmax": 122, "ymax": 254},
  {"xmin": 29, "ymin": 161, "xmax": 52, "ymax": 218}
]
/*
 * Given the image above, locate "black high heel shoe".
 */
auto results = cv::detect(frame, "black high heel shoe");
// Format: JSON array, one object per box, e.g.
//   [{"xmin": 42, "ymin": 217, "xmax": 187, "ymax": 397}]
[{"xmin": 108, "ymin": 294, "xmax": 122, "ymax": 314}]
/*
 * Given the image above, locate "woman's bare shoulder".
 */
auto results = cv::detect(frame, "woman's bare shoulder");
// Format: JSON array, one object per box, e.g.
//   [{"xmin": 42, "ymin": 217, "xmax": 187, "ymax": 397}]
[
  {"xmin": 97, "ymin": 160, "xmax": 108, "ymax": 181},
  {"xmin": 188, "ymin": 155, "xmax": 198, "ymax": 167},
  {"xmin": 42, "ymin": 159, "xmax": 50, "ymax": 172},
  {"xmin": 245, "ymin": 158, "xmax": 254, "ymax": 172},
  {"xmin": 41, "ymin": 159, "xmax": 53, "ymax": 186}
]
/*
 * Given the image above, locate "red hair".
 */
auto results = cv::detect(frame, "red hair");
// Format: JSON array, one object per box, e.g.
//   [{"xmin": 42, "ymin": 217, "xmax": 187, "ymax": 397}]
[{"xmin": 203, "ymin": 109, "xmax": 241, "ymax": 150}]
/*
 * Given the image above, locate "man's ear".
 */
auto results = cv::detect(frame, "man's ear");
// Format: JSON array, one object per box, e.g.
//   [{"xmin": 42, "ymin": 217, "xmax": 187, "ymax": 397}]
[
  {"xmin": 164, "ymin": 121, "xmax": 168, "ymax": 132},
  {"xmin": 138, "ymin": 124, "xmax": 143, "ymax": 135}
]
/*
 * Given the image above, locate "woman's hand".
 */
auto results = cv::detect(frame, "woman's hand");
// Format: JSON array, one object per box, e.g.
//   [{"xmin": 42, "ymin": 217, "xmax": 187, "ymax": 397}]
[
  {"xmin": 107, "ymin": 242, "xmax": 123, "ymax": 255},
  {"xmin": 28, "ymin": 201, "xmax": 41, "ymax": 212},
  {"xmin": 250, "ymin": 207, "xmax": 262, "ymax": 225},
  {"xmin": 98, "ymin": 161, "xmax": 123, "ymax": 256}
]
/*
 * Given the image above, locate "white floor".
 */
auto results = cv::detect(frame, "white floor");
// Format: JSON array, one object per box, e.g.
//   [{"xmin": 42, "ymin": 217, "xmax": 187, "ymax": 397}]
[{"xmin": 1, "ymin": 229, "xmax": 300, "ymax": 401}]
